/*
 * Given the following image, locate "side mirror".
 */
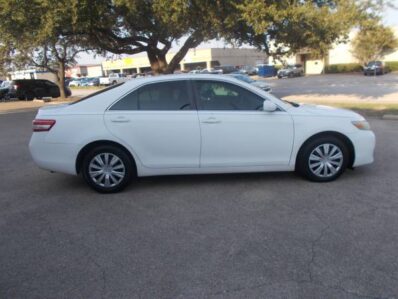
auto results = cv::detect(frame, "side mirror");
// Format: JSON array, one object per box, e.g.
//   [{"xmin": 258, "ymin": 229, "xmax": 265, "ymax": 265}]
[{"xmin": 263, "ymin": 100, "xmax": 278, "ymax": 112}]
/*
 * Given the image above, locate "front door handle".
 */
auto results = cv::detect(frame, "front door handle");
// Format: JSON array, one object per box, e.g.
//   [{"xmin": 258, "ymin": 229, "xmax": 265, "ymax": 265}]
[
  {"xmin": 201, "ymin": 117, "xmax": 221, "ymax": 124},
  {"xmin": 110, "ymin": 117, "xmax": 130, "ymax": 123}
]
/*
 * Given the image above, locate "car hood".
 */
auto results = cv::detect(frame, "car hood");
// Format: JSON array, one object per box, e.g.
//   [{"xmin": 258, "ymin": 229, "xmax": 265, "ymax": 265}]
[{"xmin": 292, "ymin": 103, "xmax": 364, "ymax": 120}]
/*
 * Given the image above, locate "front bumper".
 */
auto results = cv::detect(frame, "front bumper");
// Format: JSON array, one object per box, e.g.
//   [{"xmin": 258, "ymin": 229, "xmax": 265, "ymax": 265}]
[{"xmin": 350, "ymin": 130, "xmax": 376, "ymax": 167}]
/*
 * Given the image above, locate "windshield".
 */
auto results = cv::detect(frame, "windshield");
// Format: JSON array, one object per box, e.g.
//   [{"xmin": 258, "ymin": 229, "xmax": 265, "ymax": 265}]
[
  {"xmin": 0, "ymin": 81, "xmax": 10, "ymax": 88},
  {"xmin": 367, "ymin": 61, "xmax": 381, "ymax": 67}
]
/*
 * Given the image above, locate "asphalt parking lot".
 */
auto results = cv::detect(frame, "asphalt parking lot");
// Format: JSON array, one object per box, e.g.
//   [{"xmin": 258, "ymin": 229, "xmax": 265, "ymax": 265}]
[
  {"xmin": 1, "ymin": 110, "xmax": 398, "ymax": 298},
  {"xmin": 266, "ymin": 73, "xmax": 398, "ymax": 103}
]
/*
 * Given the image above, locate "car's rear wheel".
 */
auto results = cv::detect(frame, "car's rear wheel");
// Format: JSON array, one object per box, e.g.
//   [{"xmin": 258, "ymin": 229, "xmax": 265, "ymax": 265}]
[
  {"xmin": 82, "ymin": 145, "xmax": 133, "ymax": 193},
  {"xmin": 26, "ymin": 92, "xmax": 35, "ymax": 101},
  {"xmin": 296, "ymin": 136, "xmax": 349, "ymax": 182}
]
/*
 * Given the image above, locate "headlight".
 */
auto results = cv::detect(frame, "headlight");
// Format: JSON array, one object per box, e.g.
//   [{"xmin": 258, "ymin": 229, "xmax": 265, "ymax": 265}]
[{"xmin": 352, "ymin": 120, "xmax": 371, "ymax": 130}]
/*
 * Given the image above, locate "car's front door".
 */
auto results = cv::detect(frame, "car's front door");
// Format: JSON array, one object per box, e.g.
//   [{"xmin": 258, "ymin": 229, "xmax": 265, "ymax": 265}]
[
  {"xmin": 193, "ymin": 80, "xmax": 294, "ymax": 167},
  {"xmin": 104, "ymin": 80, "xmax": 201, "ymax": 168}
]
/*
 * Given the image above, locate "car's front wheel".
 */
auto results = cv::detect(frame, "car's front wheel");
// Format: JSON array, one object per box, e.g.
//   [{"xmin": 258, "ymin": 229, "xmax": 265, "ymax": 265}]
[
  {"xmin": 296, "ymin": 136, "xmax": 349, "ymax": 182},
  {"xmin": 82, "ymin": 145, "xmax": 133, "ymax": 193}
]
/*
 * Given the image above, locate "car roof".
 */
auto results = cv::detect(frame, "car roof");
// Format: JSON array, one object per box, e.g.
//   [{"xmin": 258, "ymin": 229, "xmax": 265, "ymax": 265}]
[{"xmin": 65, "ymin": 74, "xmax": 288, "ymax": 114}]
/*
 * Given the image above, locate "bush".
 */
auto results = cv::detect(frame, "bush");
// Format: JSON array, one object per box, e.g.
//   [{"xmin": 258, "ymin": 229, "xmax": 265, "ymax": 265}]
[
  {"xmin": 385, "ymin": 61, "xmax": 398, "ymax": 72},
  {"xmin": 324, "ymin": 63, "xmax": 362, "ymax": 73},
  {"xmin": 324, "ymin": 61, "xmax": 398, "ymax": 73}
]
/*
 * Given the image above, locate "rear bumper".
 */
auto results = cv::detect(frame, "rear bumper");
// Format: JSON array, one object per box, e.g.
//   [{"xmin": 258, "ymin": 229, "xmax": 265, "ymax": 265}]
[
  {"xmin": 29, "ymin": 133, "xmax": 78, "ymax": 175},
  {"xmin": 350, "ymin": 130, "xmax": 376, "ymax": 167}
]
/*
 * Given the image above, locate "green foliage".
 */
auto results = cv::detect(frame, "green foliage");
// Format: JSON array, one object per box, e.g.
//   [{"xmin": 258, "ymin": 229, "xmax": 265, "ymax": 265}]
[
  {"xmin": 74, "ymin": 0, "xmax": 243, "ymax": 73},
  {"xmin": 237, "ymin": 0, "xmax": 361, "ymax": 59},
  {"xmin": 351, "ymin": 22, "xmax": 398, "ymax": 65},
  {"xmin": 324, "ymin": 63, "xmax": 363, "ymax": 73},
  {"xmin": 0, "ymin": 0, "xmax": 393, "ymax": 76},
  {"xmin": 0, "ymin": 0, "xmax": 88, "ymax": 97},
  {"xmin": 324, "ymin": 61, "xmax": 398, "ymax": 73},
  {"xmin": 385, "ymin": 61, "xmax": 398, "ymax": 71}
]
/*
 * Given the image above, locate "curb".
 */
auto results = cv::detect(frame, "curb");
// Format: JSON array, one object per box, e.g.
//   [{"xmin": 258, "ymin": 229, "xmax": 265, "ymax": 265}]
[{"xmin": 382, "ymin": 114, "xmax": 398, "ymax": 120}]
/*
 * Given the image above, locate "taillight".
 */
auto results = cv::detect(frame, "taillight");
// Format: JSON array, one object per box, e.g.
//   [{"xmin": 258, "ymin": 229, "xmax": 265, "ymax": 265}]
[{"xmin": 32, "ymin": 119, "xmax": 56, "ymax": 132}]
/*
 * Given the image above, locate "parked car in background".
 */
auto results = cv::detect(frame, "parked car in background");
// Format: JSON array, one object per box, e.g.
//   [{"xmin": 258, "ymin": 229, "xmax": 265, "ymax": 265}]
[
  {"xmin": 0, "ymin": 79, "xmax": 71, "ymax": 100},
  {"xmin": 100, "ymin": 73, "xmax": 129, "ymax": 85},
  {"xmin": 238, "ymin": 65, "xmax": 258, "ymax": 75},
  {"xmin": 29, "ymin": 74, "xmax": 375, "ymax": 193},
  {"xmin": 363, "ymin": 61, "xmax": 388, "ymax": 76},
  {"xmin": 227, "ymin": 73, "xmax": 272, "ymax": 92},
  {"xmin": 68, "ymin": 78, "xmax": 84, "ymax": 87},
  {"xmin": 214, "ymin": 65, "xmax": 239, "ymax": 74},
  {"xmin": 64, "ymin": 78, "xmax": 73, "ymax": 87},
  {"xmin": 189, "ymin": 69, "xmax": 203, "ymax": 74},
  {"xmin": 277, "ymin": 64, "xmax": 304, "ymax": 78},
  {"xmin": 200, "ymin": 68, "xmax": 222, "ymax": 74},
  {"xmin": 0, "ymin": 80, "xmax": 12, "ymax": 99},
  {"xmin": 87, "ymin": 77, "xmax": 100, "ymax": 86},
  {"xmin": 80, "ymin": 77, "xmax": 100, "ymax": 87}
]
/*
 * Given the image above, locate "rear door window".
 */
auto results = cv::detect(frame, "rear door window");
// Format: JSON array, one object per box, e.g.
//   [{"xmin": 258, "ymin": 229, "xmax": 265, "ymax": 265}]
[{"xmin": 110, "ymin": 80, "xmax": 193, "ymax": 111}]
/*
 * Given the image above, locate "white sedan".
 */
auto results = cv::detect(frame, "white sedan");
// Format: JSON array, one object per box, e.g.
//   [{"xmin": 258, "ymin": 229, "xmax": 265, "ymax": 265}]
[{"xmin": 29, "ymin": 74, "xmax": 375, "ymax": 193}]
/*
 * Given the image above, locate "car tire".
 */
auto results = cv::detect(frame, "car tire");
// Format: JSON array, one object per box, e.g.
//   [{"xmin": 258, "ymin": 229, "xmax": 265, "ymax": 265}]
[
  {"xmin": 82, "ymin": 145, "xmax": 134, "ymax": 193},
  {"xmin": 296, "ymin": 136, "xmax": 349, "ymax": 182},
  {"xmin": 26, "ymin": 93, "xmax": 35, "ymax": 101}
]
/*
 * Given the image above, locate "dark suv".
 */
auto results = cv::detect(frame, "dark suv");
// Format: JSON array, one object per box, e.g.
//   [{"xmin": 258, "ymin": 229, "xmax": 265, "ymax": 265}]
[
  {"xmin": 0, "ymin": 79, "xmax": 71, "ymax": 101},
  {"xmin": 363, "ymin": 61, "xmax": 388, "ymax": 76}
]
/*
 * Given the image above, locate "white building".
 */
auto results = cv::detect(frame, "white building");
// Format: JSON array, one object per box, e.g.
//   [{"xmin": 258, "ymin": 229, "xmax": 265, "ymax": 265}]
[
  {"xmin": 271, "ymin": 26, "xmax": 398, "ymax": 74},
  {"xmin": 65, "ymin": 64, "xmax": 103, "ymax": 78}
]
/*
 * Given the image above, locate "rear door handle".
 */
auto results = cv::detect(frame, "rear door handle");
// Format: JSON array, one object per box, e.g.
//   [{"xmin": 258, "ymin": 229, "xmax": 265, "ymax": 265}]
[
  {"xmin": 201, "ymin": 117, "xmax": 221, "ymax": 124},
  {"xmin": 110, "ymin": 117, "xmax": 130, "ymax": 123}
]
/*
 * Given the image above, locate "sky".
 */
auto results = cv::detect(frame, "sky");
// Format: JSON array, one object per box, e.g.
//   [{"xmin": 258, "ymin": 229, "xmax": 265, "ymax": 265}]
[{"xmin": 76, "ymin": 2, "xmax": 398, "ymax": 65}]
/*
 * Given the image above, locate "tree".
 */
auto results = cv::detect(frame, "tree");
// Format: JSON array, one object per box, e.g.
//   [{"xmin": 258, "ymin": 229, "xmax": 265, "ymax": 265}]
[
  {"xmin": 0, "ymin": 0, "xmax": 87, "ymax": 98},
  {"xmin": 75, "ymin": 0, "xmax": 242, "ymax": 74},
  {"xmin": 236, "ymin": 0, "xmax": 367, "ymax": 60},
  {"xmin": 79, "ymin": 0, "xmax": 377, "ymax": 73},
  {"xmin": 351, "ymin": 22, "xmax": 398, "ymax": 65}
]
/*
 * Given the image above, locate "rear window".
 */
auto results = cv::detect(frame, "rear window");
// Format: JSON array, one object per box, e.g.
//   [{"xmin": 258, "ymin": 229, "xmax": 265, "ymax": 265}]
[{"xmin": 70, "ymin": 83, "xmax": 125, "ymax": 105}]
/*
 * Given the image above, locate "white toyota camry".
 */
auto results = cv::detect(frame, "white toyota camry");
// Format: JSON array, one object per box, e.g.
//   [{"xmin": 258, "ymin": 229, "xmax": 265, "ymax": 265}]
[{"xmin": 29, "ymin": 74, "xmax": 375, "ymax": 193}]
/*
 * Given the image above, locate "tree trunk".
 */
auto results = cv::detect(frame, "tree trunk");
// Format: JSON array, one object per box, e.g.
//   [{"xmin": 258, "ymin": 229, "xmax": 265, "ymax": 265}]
[
  {"xmin": 166, "ymin": 35, "xmax": 203, "ymax": 74},
  {"xmin": 147, "ymin": 50, "xmax": 168, "ymax": 75},
  {"xmin": 56, "ymin": 61, "xmax": 66, "ymax": 99}
]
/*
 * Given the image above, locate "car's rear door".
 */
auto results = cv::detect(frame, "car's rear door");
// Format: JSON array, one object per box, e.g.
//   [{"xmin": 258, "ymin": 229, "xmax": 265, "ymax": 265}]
[
  {"xmin": 193, "ymin": 79, "xmax": 294, "ymax": 167},
  {"xmin": 104, "ymin": 80, "xmax": 201, "ymax": 168}
]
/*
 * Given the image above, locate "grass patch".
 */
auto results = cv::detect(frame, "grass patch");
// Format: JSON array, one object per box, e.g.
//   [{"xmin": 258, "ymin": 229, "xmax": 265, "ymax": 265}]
[{"xmin": 305, "ymin": 101, "xmax": 398, "ymax": 117}]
